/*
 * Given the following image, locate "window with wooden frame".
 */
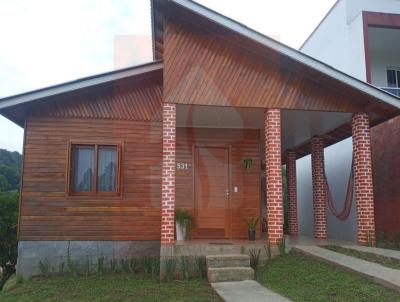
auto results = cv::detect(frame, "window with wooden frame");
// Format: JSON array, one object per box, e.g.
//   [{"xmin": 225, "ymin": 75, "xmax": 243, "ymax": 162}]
[{"xmin": 68, "ymin": 143, "xmax": 121, "ymax": 195}]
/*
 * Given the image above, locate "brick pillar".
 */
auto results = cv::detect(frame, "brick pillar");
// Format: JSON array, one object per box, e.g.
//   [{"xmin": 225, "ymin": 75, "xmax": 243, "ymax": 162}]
[
  {"xmin": 352, "ymin": 113, "xmax": 376, "ymax": 246},
  {"xmin": 265, "ymin": 109, "xmax": 284, "ymax": 245},
  {"xmin": 311, "ymin": 137, "xmax": 328, "ymax": 239},
  {"xmin": 161, "ymin": 103, "xmax": 176, "ymax": 246},
  {"xmin": 286, "ymin": 151, "xmax": 298, "ymax": 236}
]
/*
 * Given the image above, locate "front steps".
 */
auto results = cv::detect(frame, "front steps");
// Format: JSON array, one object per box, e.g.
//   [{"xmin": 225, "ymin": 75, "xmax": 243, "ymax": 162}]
[{"xmin": 206, "ymin": 254, "xmax": 254, "ymax": 283}]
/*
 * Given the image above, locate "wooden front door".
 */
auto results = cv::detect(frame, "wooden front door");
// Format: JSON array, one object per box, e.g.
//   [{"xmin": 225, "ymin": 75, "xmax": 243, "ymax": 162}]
[{"xmin": 194, "ymin": 146, "xmax": 230, "ymax": 239}]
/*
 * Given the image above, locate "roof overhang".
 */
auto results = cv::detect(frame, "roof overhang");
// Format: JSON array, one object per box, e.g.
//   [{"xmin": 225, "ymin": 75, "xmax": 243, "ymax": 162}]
[
  {"xmin": 0, "ymin": 61, "xmax": 163, "ymax": 110},
  {"xmin": 152, "ymin": 0, "xmax": 399, "ymax": 110},
  {"xmin": 0, "ymin": 61, "xmax": 163, "ymax": 127}
]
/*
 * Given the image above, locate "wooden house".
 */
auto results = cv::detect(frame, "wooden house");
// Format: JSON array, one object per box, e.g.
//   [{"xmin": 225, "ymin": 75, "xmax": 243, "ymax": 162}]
[{"xmin": 1, "ymin": 0, "xmax": 399, "ymax": 278}]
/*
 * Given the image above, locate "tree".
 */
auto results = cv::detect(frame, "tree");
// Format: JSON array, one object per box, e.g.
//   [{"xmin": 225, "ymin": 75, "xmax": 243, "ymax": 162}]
[
  {"xmin": 0, "ymin": 191, "xmax": 19, "ymax": 290},
  {"xmin": 0, "ymin": 175, "xmax": 10, "ymax": 192},
  {"xmin": 0, "ymin": 164, "xmax": 19, "ymax": 191},
  {"xmin": 0, "ymin": 149, "xmax": 21, "ymax": 167}
]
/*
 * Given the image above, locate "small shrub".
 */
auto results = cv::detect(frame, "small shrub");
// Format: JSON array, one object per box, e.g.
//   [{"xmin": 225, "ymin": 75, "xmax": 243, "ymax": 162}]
[
  {"xmin": 264, "ymin": 242, "xmax": 272, "ymax": 261},
  {"xmin": 66, "ymin": 242, "xmax": 78, "ymax": 276},
  {"xmin": 249, "ymin": 248, "xmax": 261, "ymax": 272},
  {"xmin": 39, "ymin": 259, "xmax": 50, "ymax": 277},
  {"xmin": 175, "ymin": 208, "xmax": 196, "ymax": 239},
  {"xmin": 142, "ymin": 256, "xmax": 154, "ymax": 274},
  {"xmin": 97, "ymin": 257, "xmax": 105, "ymax": 274},
  {"xmin": 81, "ymin": 257, "xmax": 91, "ymax": 277},
  {"xmin": 195, "ymin": 256, "xmax": 207, "ymax": 279},
  {"xmin": 395, "ymin": 231, "xmax": 400, "ymax": 250},
  {"xmin": 120, "ymin": 259, "xmax": 131, "ymax": 274},
  {"xmin": 110, "ymin": 258, "xmax": 119, "ymax": 273},
  {"xmin": 366, "ymin": 231, "xmax": 373, "ymax": 247},
  {"xmin": 180, "ymin": 256, "xmax": 190, "ymax": 281},
  {"xmin": 15, "ymin": 274, "xmax": 24, "ymax": 284},
  {"xmin": 129, "ymin": 258, "xmax": 140, "ymax": 274},
  {"xmin": 164, "ymin": 257, "xmax": 177, "ymax": 281},
  {"xmin": 59, "ymin": 262, "xmax": 65, "ymax": 275},
  {"xmin": 278, "ymin": 237, "xmax": 286, "ymax": 256},
  {"xmin": 244, "ymin": 217, "xmax": 259, "ymax": 231},
  {"xmin": 151, "ymin": 258, "xmax": 160, "ymax": 280}
]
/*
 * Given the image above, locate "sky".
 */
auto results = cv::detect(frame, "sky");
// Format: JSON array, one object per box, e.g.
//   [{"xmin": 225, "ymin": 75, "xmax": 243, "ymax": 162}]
[{"xmin": 0, "ymin": 0, "xmax": 336, "ymax": 153}]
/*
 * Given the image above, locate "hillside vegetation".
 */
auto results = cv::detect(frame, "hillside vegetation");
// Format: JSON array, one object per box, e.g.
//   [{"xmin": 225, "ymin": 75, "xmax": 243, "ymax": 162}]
[
  {"xmin": 0, "ymin": 149, "xmax": 21, "ymax": 192},
  {"xmin": 0, "ymin": 149, "xmax": 21, "ymax": 290}
]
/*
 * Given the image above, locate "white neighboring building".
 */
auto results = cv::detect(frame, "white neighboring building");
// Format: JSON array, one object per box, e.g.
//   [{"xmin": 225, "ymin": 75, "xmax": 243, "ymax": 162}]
[
  {"xmin": 301, "ymin": 0, "xmax": 400, "ymax": 94},
  {"xmin": 297, "ymin": 0, "xmax": 400, "ymax": 241}
]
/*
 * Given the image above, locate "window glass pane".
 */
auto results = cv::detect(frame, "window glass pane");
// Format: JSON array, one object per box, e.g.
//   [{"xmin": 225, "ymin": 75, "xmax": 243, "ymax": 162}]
[
  {"xmin": 387, "ymin": 69, "xmax": 397, "ymax": 87},
  {"xmin": 73, "ymin": 146, "xmax": 94, "ymax": 192},
  {"xmin": 397, "ymin": 71, "xmax": 400, "ymax": 88},
  {"xmin": 98, "ymin": 146, "xmax": 117, "ymax": 191}
]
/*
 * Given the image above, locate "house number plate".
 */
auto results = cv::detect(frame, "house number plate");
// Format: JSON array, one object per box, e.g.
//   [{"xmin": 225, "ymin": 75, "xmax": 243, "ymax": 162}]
[{"xmin": 177, "ymin": 162, "xmax": 190, "ymax": 170}]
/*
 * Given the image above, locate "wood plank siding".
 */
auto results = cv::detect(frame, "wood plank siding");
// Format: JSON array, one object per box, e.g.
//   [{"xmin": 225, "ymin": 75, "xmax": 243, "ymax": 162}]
[
  {"xmin": 19, "ymin": 79, "xmax": 163, "ymax": 241},
  {"xmin": 163, "ymin": 18, "xmax": 362, "ymax": 113},
  {"xmin": 176, "ymin": 128, "xmax": 261, "ymax": 239}
]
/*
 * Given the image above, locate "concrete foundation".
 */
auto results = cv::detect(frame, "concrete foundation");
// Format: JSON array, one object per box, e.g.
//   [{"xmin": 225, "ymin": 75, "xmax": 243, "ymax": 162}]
[{"xmin": 16, "ymin": 240, "xmax": 160, "ymax": 279}]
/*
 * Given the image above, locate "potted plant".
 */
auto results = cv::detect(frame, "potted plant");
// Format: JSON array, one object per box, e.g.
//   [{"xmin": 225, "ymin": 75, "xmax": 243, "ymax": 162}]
[
  {"xmin": 175, "ymin": 208, "xmax": 196, "ymax": 241},
  {"xmin": 245, "ymin": 217, "xmax": 259, "ymax": 241}
]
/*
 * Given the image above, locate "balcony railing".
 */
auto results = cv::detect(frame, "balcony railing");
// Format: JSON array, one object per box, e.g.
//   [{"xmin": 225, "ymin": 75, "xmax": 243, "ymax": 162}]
[{"xmin": 380, "ymin": 87, "xmax": 400, "ymax": 97}]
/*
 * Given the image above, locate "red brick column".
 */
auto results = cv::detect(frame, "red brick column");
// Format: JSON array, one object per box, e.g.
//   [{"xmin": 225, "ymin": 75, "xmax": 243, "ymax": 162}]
[
  {"xmin": 161, "ymin": 103, "xmax": 176, "ymax": 245},
  {"xmin": 311, "ymin": 137, "xmax": 328, "ymax": 239},
  {"xmin": 265, "ymin": 109, "xmax": 284, "ymax": 245},
  {"xmin": 286, "ymin": 151, "xmax": 298, "ymax": 236},
  {"xmin": 352, "ymin": 113, "xmax": 376, "ymax": 246}
]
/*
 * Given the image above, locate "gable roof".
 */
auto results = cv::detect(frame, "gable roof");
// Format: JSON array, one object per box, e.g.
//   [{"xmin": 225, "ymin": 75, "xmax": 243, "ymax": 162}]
[
  {"xmin": 0, "ymin": 61, "xmax": 163, "ymax": 111},
  {"xmin": 0, "ymin": 61, "xmax": 163, "ymax": 126},
  {"xmin": 151, "ymin": 0, "xmax": 399, "ymax": 110}
]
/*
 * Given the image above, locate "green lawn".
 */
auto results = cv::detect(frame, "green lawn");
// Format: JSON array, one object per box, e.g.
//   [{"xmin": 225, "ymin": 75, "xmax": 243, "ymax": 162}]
[
  {"xmin": 0, "ymin": 274, "xmax": 221, "ymax": 302},
  {"xmin": 256, "ymin": 251, "xmax": 400, "ymax": 302},
  {"xmin": 323, "ymin": 245, "xmax": 400, "ymax": 270}
]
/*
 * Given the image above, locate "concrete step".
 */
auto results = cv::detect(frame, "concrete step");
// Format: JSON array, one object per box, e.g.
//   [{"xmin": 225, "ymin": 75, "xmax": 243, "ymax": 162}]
[
  {"xmin": 206, "ymin": 254, "xmax": 250, "ymax": 268},
  {"xmin": 208, "ymin": 267, "xmax": 254, "ymax": 283}
]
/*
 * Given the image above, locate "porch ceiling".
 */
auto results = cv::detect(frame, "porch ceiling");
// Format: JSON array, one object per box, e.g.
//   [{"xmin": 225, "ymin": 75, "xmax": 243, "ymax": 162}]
[{"xmin": 176, "ymin": 105, "xmax": 352, "ymax": 156}]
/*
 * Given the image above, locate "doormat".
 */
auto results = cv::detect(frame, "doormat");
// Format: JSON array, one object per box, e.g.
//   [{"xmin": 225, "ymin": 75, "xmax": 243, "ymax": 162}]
[{"xmin": 208, "ymin": 242, "xmax": 234, "ymax": 245}]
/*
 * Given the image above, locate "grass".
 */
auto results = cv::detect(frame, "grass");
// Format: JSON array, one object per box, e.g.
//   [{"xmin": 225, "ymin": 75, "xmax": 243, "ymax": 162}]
[
  {"xmin": 323, "ymin": 245, "xmax": 400, "ymax": 270},
  {"xmin": 0, "ymin": 274, "xmax": 221, "ymax": 302},
  {"xmin": 256, "ymin": 251, "xmax": 400, "ymax": 302}
]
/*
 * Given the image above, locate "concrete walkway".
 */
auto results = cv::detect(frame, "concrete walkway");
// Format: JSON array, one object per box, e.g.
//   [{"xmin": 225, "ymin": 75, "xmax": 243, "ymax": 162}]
[
  {"xmin": 211, "ymin": 280, "xmax": 291, "ymax": 302},
  {"xmin": 294, "ymin": 245, "xmax": 400, "ymax": 291},
  {"xmin": 340, "ymin": 244, "xmax": 400, "ymax": 261}
]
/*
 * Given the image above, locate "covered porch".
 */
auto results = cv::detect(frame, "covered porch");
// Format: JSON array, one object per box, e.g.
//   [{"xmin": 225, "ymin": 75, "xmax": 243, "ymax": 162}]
[
  {"xmin": 151, "ymin": 0, "xmax": 400, "ymax": 260},
  {"xmin": 161, "ymin": 103, "xmax": 376, "ymax": 248}
]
